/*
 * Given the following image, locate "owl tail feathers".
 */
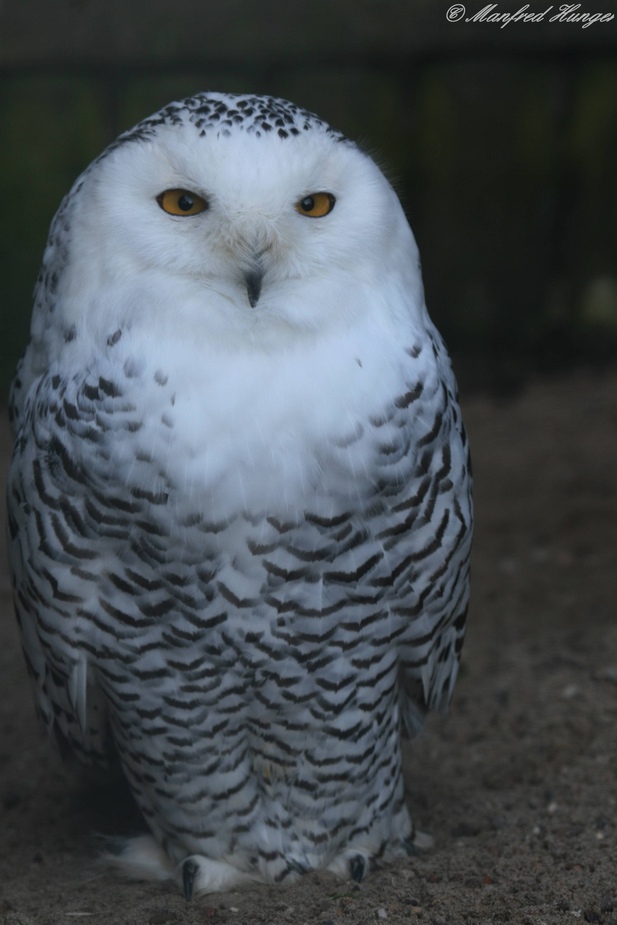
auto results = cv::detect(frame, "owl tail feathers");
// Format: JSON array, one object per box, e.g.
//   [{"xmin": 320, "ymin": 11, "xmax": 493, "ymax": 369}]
[
  {"xmin": 405, "ymin": 829, "xmax": 435, "ymax": 852},
  {"xmin": 97, "ymin": 833, "xmax": 175, "ymax": 883},
  {"xmin": 96, "ymin": 834, "xmax": 264, "ymax": 897}
]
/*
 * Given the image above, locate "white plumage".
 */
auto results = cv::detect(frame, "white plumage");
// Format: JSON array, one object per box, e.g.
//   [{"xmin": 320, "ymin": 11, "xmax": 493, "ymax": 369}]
[{"xmin": 7, "ymin": 92, "xmax": 472, "ymax": 897}]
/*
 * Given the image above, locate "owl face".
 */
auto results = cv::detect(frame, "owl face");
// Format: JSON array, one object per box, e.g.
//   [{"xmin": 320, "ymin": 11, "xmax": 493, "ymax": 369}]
[{"xmin": 51, "ymin": 95, "xmax": 420, "ymax": 346}]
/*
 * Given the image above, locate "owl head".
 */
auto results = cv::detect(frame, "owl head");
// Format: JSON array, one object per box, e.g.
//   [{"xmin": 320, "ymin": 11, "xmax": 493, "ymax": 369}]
[{"xmin": 33, "ymin": 92, "xmax": 424, "ymax": 358}]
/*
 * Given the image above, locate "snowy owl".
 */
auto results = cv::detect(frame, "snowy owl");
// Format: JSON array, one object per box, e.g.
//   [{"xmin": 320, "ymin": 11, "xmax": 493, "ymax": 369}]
[{"xmin": 7, "ymin": 92, "xmax": 472, "ymax": 898}]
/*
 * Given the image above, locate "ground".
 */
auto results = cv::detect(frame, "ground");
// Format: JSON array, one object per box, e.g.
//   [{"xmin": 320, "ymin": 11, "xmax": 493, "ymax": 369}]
[{"xmin": 1, "ymin": 369, "xmax": 616, "ymax": 925}]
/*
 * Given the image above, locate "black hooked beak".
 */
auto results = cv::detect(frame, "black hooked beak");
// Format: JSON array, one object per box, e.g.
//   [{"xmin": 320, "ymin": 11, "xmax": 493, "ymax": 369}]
[{"xmin": 244, "ymin": 267, "xmax": 264, "ymax": 308}]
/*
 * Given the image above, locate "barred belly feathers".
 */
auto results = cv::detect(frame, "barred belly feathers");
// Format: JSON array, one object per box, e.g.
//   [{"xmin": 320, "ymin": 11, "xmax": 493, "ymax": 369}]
[{"xmin": 7, "ymin": 92, "xmax": 472, "ymax": 898}]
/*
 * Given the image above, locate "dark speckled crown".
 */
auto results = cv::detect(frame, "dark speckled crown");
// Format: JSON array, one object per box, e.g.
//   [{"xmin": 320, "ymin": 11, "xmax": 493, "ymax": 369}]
[{"xmin": 108, "ymin": 92, "xmax": 347, "ymax": 153}]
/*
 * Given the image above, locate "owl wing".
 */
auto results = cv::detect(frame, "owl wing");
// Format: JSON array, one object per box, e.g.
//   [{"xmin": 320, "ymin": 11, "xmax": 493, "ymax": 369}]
[
  {"xmin": 8, "ymin": 529, "xmax": 114, "ymax": 769},
  {"xmin": 7, "ymin": 369, "xmax": 124, "ymax": 770},
  {"xmin": 367, "ymin": 332, "xmax": 473, "ymax": 737},
  {"xmin": 9, "ymin": 561, "xmax": 112, "ymax": 769}
]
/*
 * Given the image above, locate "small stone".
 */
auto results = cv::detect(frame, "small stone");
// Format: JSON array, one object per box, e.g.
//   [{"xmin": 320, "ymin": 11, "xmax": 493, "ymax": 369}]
[{"xmin": 377, "ymin": 909, "xmax": 388, "ymax": 920}]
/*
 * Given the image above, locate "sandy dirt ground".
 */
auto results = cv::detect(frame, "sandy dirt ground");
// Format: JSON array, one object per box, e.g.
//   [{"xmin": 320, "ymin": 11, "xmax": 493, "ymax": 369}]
[{"xmin": 1, "ymin": 369, "xmax": 616, "ymax": 925}]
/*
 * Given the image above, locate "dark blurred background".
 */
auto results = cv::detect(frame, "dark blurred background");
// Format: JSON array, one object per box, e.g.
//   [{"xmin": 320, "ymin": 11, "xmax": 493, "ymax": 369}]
[{"xmin": 1, "ymin": 0, "xmax": 616, "ymax": 397}]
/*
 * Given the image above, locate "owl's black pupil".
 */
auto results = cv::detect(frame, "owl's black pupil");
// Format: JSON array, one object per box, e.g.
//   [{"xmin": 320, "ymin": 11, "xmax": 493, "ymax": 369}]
[
  {"xmin": 301, "ymin": 196, "xmax": 315, "ymax": 212},
  {"xmin": 178, "ymin": 194, "xmax": 194, "ymax": 212}
]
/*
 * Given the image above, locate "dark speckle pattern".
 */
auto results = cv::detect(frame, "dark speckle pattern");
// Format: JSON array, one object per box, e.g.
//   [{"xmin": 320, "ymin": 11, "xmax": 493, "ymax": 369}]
[{"xmin": 107, "ymin": 93, "xmax": 345, "ymax": 152}]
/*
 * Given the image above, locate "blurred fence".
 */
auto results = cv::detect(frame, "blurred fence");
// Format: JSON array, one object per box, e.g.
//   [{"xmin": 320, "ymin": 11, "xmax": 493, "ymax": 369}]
[{"xmin": 1, "ymin": 0, "xmax": 616, "ymax": 394}]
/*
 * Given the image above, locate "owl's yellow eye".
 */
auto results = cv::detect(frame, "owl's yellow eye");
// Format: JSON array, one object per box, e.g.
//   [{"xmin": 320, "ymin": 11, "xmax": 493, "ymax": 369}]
[
  {"xmin": 295, "ymin": 192, "xmax": 336, "ymax": 218},
  {"xmin": 157, "ymin": 189, "xmax": 208, "ymax": 216}
]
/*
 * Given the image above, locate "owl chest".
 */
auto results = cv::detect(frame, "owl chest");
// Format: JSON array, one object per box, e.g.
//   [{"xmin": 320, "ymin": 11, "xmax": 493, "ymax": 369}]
[{"xmin": 103, "ymin": 345, "xmax": 406, "ymax": 519}]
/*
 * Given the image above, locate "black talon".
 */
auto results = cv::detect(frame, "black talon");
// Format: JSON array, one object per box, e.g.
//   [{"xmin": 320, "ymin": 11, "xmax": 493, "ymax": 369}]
[
  {"xmin": 182, "ymin": 858, "xmax": 198, "ymax": 902},
  {"xmin": 349, "ymin": 855, "xmax": 365, "ymax": 883},
  {"xmin": 402, "ymin": 836, "xmax": 417, "ymax": 856}
]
